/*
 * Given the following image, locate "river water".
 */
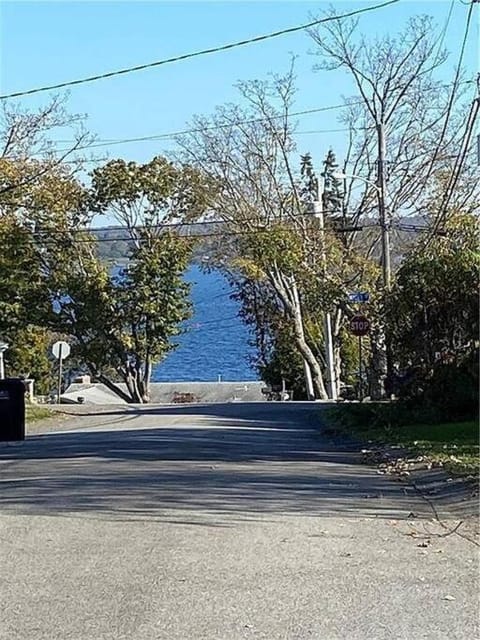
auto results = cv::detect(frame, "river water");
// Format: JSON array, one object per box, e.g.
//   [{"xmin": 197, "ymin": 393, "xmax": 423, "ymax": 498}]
[{"xmin": 152, "ymin": 265, "xmax": 258, "ymax": 382}]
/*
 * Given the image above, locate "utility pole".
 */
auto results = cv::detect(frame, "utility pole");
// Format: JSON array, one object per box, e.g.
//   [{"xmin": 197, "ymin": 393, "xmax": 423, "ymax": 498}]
[
  {"xmin": 377, "ymin": 122, "xmax": 391, "ymax": 289},
  {"xmin": 314, "ymin": 179, "xmax": 337, "ymax": 401},
  {"xmin": 377, "ymin": 122, "xmax": 393, "ymax": 397}
]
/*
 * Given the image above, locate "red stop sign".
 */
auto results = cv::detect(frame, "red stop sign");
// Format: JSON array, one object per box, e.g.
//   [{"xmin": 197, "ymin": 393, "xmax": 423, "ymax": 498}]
[{"xmin": 350, "ymin": 314, "xmax": 370, "ymax": 337}]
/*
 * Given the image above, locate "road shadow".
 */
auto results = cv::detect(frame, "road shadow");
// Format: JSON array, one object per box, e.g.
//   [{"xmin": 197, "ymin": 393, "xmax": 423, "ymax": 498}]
[{"xmin": 0, "ymin": 404, "xmax": 429, "ymax": 522}]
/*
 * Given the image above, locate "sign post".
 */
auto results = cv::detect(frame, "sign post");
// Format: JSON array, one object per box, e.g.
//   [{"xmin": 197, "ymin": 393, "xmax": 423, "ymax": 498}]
[
  {"xmin": 52, "ymin": 341, "xmax": 71, "ymax": 404},
  {"xmin": 349, "ymin": 315, "xmax": 371, "ymax": 401}
]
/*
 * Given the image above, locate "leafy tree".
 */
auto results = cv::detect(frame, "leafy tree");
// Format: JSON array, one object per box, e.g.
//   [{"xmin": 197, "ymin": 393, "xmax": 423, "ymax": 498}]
[
  {"xmin": 1, "ymin": 151, "xmax": 208, "ymax": 402},
  {"xmin": 5, "ymin": 326, "xmax": 57, "ymax": 395},
  {"xmin": 386, "ymin": 214, "xmax": 479, "ymax": 417},
  {"xmin": 59, "ymin": 156, "xmax": 209, "ymax": 402}
]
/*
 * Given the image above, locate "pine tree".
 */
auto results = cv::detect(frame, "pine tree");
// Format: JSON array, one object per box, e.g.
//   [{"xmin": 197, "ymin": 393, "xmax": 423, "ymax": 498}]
[{"xmin": 321, "ymin": 150, "xmax": 344, "ymax": 218}]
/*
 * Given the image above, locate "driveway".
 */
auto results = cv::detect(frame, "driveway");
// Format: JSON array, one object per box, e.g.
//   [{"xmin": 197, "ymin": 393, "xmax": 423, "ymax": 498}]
[{"xmin": 0, "ymin": 403, "xmax": 478, "ymax": 639}]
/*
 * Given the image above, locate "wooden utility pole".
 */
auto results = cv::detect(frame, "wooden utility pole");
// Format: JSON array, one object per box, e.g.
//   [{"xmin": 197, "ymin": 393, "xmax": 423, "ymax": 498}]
[
  {"xmin": 377, "ymin": 122, "xmax": 394, "ymax": 397},
  {"xmin": 377, "ymin": 122, "xmax": 391, "ymax": 289}
]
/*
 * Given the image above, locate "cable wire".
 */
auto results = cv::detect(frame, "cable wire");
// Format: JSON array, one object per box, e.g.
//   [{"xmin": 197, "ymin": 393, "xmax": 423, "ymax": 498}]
[
  {"xmin": 47, "ymin": 104, "xmax": 366, "ymax": 154},
  {"xmin": 0, "ymin": 0, "xmax": 399, "ymax": 100}
]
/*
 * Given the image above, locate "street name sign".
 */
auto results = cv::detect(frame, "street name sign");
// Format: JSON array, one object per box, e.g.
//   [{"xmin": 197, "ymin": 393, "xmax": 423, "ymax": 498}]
[{"xmin": 348, "ymin": 292, "xmax": 370, "ymax": 303}]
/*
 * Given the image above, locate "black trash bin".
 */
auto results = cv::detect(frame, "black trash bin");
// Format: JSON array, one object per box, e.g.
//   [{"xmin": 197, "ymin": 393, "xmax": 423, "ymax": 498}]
[{"xmin": 0, "ymin": 378, "xmax": 25, "ymax": 441}]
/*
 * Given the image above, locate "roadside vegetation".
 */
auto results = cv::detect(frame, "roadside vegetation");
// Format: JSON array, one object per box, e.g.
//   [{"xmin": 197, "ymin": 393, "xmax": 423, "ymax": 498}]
[
  {"xmin": 327, "ymin": 404, "xmax": 479, "ymax": 476},
  {"xmin": 0, "ymin": 7, "xmax": 477, "ymax": 408},
  {"xmin": 25, "ymin": 404, "xmax": 54, "ymax": 423}
]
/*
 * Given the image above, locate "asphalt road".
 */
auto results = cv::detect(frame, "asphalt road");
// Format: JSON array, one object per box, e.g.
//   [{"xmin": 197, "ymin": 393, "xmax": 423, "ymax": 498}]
[{"xmin": 0, "ymin": 403, "xmax": 478, "ymax": 639}]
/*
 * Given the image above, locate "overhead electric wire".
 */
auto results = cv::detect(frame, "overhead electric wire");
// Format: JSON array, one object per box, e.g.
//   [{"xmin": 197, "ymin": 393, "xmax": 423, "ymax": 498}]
[
  {"xmin": 9, "ymin": 217, "xmax": 453, "ymax": 250},
  {"xmin": 36, "ymin": 78, "xmax": 472, "ymax": 157},
  {"xmin": 422, "ymin": 0, "xmax": 477, "ymax": 190},
  {"xmin": 0, "ymin": 0, "xmax": 399, "ymax": 100},
  {"xmin": 427, "ymin": 1, "xmax": 479, "ymax": 240},
  {"xmin": 430, "ymin": 94, "xmax": 479, "ymax": 237},
  {"xmin": 44, "ymin": 103, "xmax": 366, "ymax": 155}
]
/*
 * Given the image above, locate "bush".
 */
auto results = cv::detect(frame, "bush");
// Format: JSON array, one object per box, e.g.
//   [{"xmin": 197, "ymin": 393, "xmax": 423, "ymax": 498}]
[{"xmin": 398, "ymin": 349, "xmax": 478, "ymax": 422}]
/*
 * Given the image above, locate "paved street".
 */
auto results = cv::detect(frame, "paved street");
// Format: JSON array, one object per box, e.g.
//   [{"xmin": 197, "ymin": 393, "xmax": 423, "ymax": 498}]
[{"xmin": 0, "ymin": 403, "xmax": 478, "ymax": 639}]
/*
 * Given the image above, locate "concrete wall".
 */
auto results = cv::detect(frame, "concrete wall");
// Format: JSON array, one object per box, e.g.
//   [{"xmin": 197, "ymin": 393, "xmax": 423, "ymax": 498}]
[{"xmin": 63, "ymin": 381, "xmax": 265, "ymax": 405}]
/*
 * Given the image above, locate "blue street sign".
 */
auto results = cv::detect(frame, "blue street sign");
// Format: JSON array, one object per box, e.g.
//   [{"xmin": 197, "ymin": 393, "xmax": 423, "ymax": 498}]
[{"xmin": 348, "ymin": 292, "xmax": 370, "ymax": 303}]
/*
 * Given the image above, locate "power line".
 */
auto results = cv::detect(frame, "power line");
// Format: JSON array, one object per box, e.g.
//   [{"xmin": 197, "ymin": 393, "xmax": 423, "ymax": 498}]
[
  {"xmin": 4, "ymin": 214, "xmax": 453, "ymax": 251},
  {"xmin": 36, "ymin": 77, "xmax": 472, "ymax": 156},
  {"xmin": 14, "ymin": 217, "xmax": 366, "ymax": 247},
  {"xmin": 421, "ymin": 0, "xmax": 477, "ymax": 190},
  {"xmin": 52, "ymin": 125, "xmax": 354, "ymax": 146},
  {"xmin": 21, "ymin": 220, "xmax": 456, "ymax": 245},
  {"xmin": 46, "ymin": 105, "xmax": 365, "ymax": 153},
  {"xmin": 427, "ymin": 1, "xmax": 479, "ymax": 239},
  {"xmin": 0, "ymin": 0, "xmax": 399, "ymax": 100}
]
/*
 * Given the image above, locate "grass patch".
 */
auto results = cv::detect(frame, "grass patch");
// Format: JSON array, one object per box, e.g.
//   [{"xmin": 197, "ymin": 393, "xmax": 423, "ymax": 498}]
[
  {"xmin": 26, "ymin": 404, "xmax": 54, "ymax": 423},
  {"xmin": 328, "ymin": 405, "xmax": 479, "ymax": 475}
]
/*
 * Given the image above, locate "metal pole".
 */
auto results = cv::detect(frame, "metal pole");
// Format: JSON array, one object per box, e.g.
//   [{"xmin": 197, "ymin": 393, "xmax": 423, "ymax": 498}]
[
  {"xmin": 358, "ymin": 335, "xmax": 363, "ymax": 402},
  {"xmin": 0, "ymin": 352, "xmax": 4, "ymax": 380},
  {"xmin": 57, "ymin": 343, "xmax": 63, "ymax": 404}
]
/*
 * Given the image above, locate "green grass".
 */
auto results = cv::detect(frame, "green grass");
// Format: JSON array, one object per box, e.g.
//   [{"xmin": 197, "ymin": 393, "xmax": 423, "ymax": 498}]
[
  {"xmin": 389, "ymin": 421, "xmax": 479, "ymax": 475},
  {"xmin": 329, "ymin": 409, "xmax": 479, "ymax": 475},
  {"xmin": 26, "ymin": 404, "xmax": 54, "ymax": 423}
]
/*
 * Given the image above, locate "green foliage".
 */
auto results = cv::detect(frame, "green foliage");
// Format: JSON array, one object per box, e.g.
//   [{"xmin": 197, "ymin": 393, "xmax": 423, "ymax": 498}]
[
  {"xmin": 26, "ymin": 405, "xmax": 54, "ymax": 423},
  {"xmin": 259, "ymin": 324, "xmax": 308, "ymax": 400},
  {"xmin": 91, "ymin": 157, "xmax": 213, "ymax": 222},
  {"xmin": 116, "ymin": 231, "xmax": 193, "ymax": 361},
  {"xmin": 81, "ymin": 158, "xmax": 207, "ymax": 401},
  {"xmin": 321, "ymin": 149, "xmax": 344, "ymax": 216},
  {"xmin": 327, "ymin": 404, "xmax": 479, "ymax": 476},
  {"xmin": 238, "ymin": 223, "xmax": 305, "ymax": 276},
  {"xmin": 5, "ymin": 326, "xmax": 57, "ymax": 395},
  {"xmin": 387, "ymin": 243, "xmax": 479, "ymax": 371},
  {"xmin": 0, "ymin": 214, "xmax": 43, "ymax": 333},
  {"xmin": 48, "ymin": 229, "xmax": 194, "ymax": 403},
  {"xmin": 0, "ymin": 151, "xmax": 205, "ymax": 403},
  {"xmin": 326, "ymin": 401, "xmax": 447, "ymax": 434},
  {"xmin": 386, "ymin": 217, "xmax": 479, "ymax": 419}
]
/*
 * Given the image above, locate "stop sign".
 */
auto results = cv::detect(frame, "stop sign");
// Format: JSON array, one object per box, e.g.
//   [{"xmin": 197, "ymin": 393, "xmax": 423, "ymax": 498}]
[{"xmin": 349, "ymin": 314, "xmax": 370, "ymax": 337}]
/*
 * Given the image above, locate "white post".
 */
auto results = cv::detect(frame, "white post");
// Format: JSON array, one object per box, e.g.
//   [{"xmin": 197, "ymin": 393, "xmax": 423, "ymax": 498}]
[
  {"xmin": 0, "ymin": 343, "xmax": 8, "ymax": 380},
  {"xmin": 314, "ymin": 181, "xmax": 337, "ymax": 401},
  {"xmin": 57, "ymin": 343, "xmax": 63, "ymax": 404}
]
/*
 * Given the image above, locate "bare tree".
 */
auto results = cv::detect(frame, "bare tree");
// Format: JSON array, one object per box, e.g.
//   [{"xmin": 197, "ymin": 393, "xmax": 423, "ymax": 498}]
[
  {"xmin": 176, "ymin": 69, "xmax": 336, "ymax": 399},
  {"xmin": 308, "ymin": 10, "xmax": 478, "ymax": 397},
  {"xmin": 0, "ymin": 95, "xmax": 93, "ymax": 205}
]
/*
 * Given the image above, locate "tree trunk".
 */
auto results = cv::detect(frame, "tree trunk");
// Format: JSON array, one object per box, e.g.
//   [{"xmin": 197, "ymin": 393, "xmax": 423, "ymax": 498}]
[
  {"xmin": 333, "ymin": 307, "xmax": 343, "ymax": 397},
  {"xmin": 140, "ymin": 358, "xmax": 152, "ymax": 403},
  {"xmin": 294, "ymin": 321, "xmax": 328, "ymax": 399},
  {"xmin": 270, "ymin": 269, "xmax": 328, "ymax": 399},
  {"xmin": 123, "ymin": 363, "xmax": 143, "ymax": 403},
  {"xmin": 290, "ymin": 285, "xmax": 328, "ymax": 400},
  {"xmin": 269, "ymin": 269, "xmax": 329, "ymax": 400},
  {"xmin": 95, "ymin": 373, "xmax": 133, "ymax": 404}
]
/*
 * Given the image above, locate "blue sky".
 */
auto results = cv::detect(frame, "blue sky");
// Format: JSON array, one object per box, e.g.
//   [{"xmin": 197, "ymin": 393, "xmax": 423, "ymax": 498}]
[{"xmin": 1, "ymin": 1, "xmax": 478, "ymax": 168}]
